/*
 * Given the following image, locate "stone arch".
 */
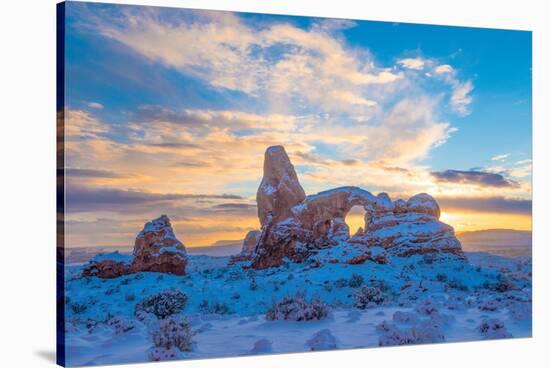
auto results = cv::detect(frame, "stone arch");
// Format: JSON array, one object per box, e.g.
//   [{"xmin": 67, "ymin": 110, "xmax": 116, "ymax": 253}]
[{"xmin": 291, "ymin": 186, "xmax": 380, "ymax": 245}]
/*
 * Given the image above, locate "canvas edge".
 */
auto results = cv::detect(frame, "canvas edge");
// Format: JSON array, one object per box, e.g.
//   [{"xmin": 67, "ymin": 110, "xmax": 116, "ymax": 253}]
[{"xmin": 56, "ymin": 2, "xmax": 66, "ymax": 367}]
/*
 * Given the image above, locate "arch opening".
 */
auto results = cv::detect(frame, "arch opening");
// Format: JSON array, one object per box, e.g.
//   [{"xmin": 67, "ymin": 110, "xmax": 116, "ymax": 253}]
[{"xmin": 344, "ymin": 205, "xmax": 367, "ymax": 237}]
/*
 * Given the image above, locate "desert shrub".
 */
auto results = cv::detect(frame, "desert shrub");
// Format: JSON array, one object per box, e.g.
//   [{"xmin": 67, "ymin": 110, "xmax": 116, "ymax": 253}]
[
  {"xmin": 107, "ymin": 316, "xmax": 136, "ymax": 334},
  {"xmin": 378, "ymin": 318, "xmax": 445, "ymax": 346},
  {"xmin": 348, "ymin": 273, "xmax": 364, "ymax": 288},
  {"xmin": 422, "ymin": 253, "xmax": 435, "ymax": 264},
  {"xmin": 448, "ymin": 278, "xmax": 469, "ymax": 292},
  {"xmin": 227, "ymin": 269, "xmax": 243, "ymax": 282},
  {"xmin": 135, "ymin": 289, "xmax": 188, "ymax": 319},
  {"xmin": 415, "ymin": 299, "xmax": 439, "ymax": 315},
  {"xmin": 334, "ymin": 278, "xmax": 348, "ymax": 288},
  {"xmin": 149, "ymin": 347, "xmax": 178, "ymax": 362},
  {"xmin": 353, "ymin": 286, "xmax": 385, "ymax": 309},
  {"xmin": 149, "ymin": 316, "xmax": 193, "ymax": 360},
  {"xmin": 491, "ymin": 274, "xmax": 517, "ymax": 292},
  {"xmin": 105, "ymin": 285, "xmax": 120, "ymax": 295},
  {"xmin": 199, "ymin": 300, "xmax": 232, "ymax": 315},
  {"xmin": 266, "ymin": 293, "xmax": 329, "ymax": 321},
  {"xmin": 370, "ymin": 280, "xmax": 392, "ymax": 293},
  {"xmin": 478, "ymin": 318, "xmax": 512, "ymax": 339},
  {"xmin": 248, "ymin": 275, "xmax": 258, "ymax": 291},
  {"xmin": 478, "ymin": 300, "xmax": 499, "ymax": 311},
  {"xmin": 69, "ymin": 301, "xmax": 88, "ymax": 314}
]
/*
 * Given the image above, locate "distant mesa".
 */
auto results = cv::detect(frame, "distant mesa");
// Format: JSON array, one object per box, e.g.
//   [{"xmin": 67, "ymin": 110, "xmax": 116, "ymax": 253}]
[
  {"xmin": 83, "ymin": 215, "xmax": 188, "ymax": 278},
  {"xmin": 250, "ymin": 146, "xmax": 464, "ymax": 269}
]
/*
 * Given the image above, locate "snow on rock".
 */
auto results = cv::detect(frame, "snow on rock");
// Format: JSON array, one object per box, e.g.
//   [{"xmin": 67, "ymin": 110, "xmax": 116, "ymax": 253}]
[
  {"xmin": 257, "ymin": 145, "xmax": 305, "ymax": 227},
  {"xmin": 132, "ymin": 215, "xmax": 188, "ymax": 275},
  {"xmin": 83, "ymin": 215, "xmax": 188, "ymax": 278},
  {"xmin": 406, "ymin": 193, "xmax": 441, "ymax": 218},
  {"xmin": 241, "ymin": 230, "xmax": 261, "ymax": 254},
  {"xmin": 352, "ymin": 192, "xmax": 464, "ymax": 260},
  {"xmin": 306, "ymin": 329, "xmax": 338, "ymax": 351},
  {"xmin": 250, "ymin": 146, "xmax": 464, "ymax": 269}
]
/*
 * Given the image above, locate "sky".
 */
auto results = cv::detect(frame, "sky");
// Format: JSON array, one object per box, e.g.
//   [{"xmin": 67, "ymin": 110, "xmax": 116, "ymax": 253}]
[{"xmin": 62, "ymin": 2, "xmax": 532, "ymax": 248}]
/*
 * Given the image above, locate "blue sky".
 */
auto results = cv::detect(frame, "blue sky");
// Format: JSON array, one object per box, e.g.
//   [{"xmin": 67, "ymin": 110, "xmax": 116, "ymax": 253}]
[{"xmin": 62, "ymin": 2, "xmax": 532, "ymax": 247}]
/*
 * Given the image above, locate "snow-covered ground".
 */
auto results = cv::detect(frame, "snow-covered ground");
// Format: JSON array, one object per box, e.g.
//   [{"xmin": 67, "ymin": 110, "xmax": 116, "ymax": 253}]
[{"xmin": 63, "ymin": 248, "xmax": 532, "ymax": 366}]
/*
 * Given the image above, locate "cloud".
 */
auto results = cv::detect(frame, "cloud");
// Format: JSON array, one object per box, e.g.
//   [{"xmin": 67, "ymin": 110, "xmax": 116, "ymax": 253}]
[
  {"xmin": 491, "ymin": 153, "xmax": 510, "ymax": 161},
  {"xmin": 437, "ymin": 196, "xmax": 531, "ymax": 215},
  {"xmin": 355, "ymin": 97, "xmax": 456, "ymax": 164},
  {"xmin": 133, "ymin": 105, "xmax": 297, "ymax": 132},
  {"xmin": 450, "ymin": 80, "xmax": 474, "ymax": 115},
  {"xmin": 431, "ymin": 169, "xmax": 518, "ymax": 188},
  {"xmin": 434, "ymin": 64, "xmax": 453, "ymax": 74},
  {"xmin": 87, "ymin": 102, "xmax": 104, "ymax": 109},
  {"xmin": 66, "ymin": 185, "xmax": 244, "ymax": 213},
  {"xmin": 66, "ymin": 168, "xmax": 125, "ymax": 178},
  {"xmin": 85, "ymin": 5, "xmax": 406, "ymax": 116},
  {"xmin": 398, "ymin": 58, "xmax": 426, "ymax": 70}
]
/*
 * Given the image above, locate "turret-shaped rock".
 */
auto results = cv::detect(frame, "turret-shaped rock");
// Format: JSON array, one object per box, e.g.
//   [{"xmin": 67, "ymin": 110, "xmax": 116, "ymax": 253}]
[{"xmin": 257, "ymin": 146, "xmax": 305, "ymax": 227}]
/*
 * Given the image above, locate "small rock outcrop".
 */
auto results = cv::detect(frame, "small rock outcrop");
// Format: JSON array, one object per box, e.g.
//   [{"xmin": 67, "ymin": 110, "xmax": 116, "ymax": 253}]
[
  {"xmin": 250, "ymin": 146, "xmax": 464, "ymax": 269},
  {"xmin": 241, "ymin": 230, "xmax": 261, "ymax": 255},
  {"xmin": 131, "ymin": 215, "xmax": 188, "ymax": 275},
  {"xmin": 83, "ymin": 215, "xmax": 188, "ymax": 278}
]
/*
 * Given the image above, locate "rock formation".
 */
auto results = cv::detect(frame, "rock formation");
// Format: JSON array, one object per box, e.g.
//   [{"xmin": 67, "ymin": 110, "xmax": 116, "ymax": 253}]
[
  {"xmin": 229, "ymin": 230, "xmax": 262, "ymax": 263},
  {"xmin": 256, "ymin": 146, "xmax": 306, "ymax": 227},
  {"xmin": 131, "ymin": 215, "xmax": 189, "ymax": 275},
  {"xmin": 241, "ymin": 230, "xmax": 261, "ymax": 255},
  {"xmin": 250, "ymin": 146, "xmax": 464, "ymax": 269},
  {"xmin": 350, "ymin": 193, "xmax": 463, "ymax": 259},
  {"xmin": 83, "ymin": 215, "xmax": 188, "ymax": 278}
]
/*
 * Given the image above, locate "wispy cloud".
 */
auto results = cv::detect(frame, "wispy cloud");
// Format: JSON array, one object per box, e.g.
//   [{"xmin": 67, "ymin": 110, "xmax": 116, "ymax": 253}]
[
  {"xmin": 398, "ymin": 57, "xmax": 426, "ymax": 70},
  {"xmin": 437, "ymin": 196, "xmax": 531, "ymax": 215},
  {"xmin": 431, "ymin": 169, "xmax": 518, "ymax": 188},
  {"xmin": 491, "ymin": 153, "xmax": 510, "ymax": 161},
  {"xmin": 87, "ymin": 102, "xmax": 104, "ymax": 109}
]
